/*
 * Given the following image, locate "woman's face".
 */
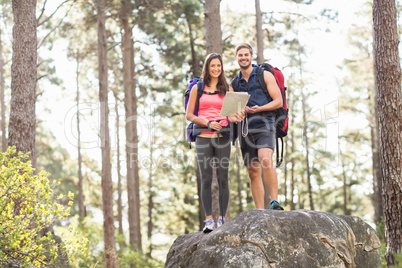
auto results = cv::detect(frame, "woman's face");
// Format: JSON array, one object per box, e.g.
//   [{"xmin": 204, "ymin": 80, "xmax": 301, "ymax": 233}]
[{"xmin": 209, "ymin": 58, "xmax": 222, "ymax": 79}]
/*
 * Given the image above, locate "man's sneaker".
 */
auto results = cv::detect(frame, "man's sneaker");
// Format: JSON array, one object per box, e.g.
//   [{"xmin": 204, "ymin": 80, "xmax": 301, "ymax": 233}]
[
  {"xmin": 269, "ymin": 200, "xmax": 284, "ymax": 210},
  {"xmin": 217, "ymin": 217, "xmax": 225, "ymax": 228},
  {"xmin": 203, "ymin": 218, "xmax": 215, "ymax": 233}
]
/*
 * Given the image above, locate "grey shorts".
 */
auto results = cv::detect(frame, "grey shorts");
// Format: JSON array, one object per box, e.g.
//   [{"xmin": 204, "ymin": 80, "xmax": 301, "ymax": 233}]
[{"xmin": 240, "ymin": 127, "xmax": 276, "ymax": 166}]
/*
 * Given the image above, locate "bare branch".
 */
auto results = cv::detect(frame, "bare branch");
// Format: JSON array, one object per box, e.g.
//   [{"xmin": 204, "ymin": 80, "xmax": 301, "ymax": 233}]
[
  {"xmin": 37, "ymin": 0, "xmax": 71, "ymax": 27},
  {"xmin": 37, "ymin": 0, "xmax": 76, "ymax": 49},
  {"xmin": 37, "ymin": 0, "xmax": 48, "ymax": 24}
]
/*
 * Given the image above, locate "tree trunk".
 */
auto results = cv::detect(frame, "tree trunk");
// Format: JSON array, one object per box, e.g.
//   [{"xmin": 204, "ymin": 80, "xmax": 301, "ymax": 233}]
[
  {"xmin": 9, "ymin": 0, "xmax": 37, "ymax": 167},
  {"xmin": 96, "ymin": 0, "xmax": 117, "ymax": 266},
  {"xmin": 187, "ymin": 16, "xmax": 201, "ymax": 77},
  {"xmin": 298, "ymin": 47, "xmax": 314, "ymax": 211},
  {"xmin": 120, "ymin": 0, "xmax": 141, "ymax": 251},
  {"xmin": 204, "ymin": 0, "xmax": 222, "ymax": 54},
  {"xmin": 204, "ymin": 0, "xmax": 223, "ymax": 223},
  {"xmin": 75, "ymin": 51, "xmax": 85, "ymax": 222},
  {"xmin": 0, "ymin": 27, "xmax": 6, "ymax": 152},
  {"xmin": 147, "ymin": 136, "xmax": 154, "ymax": 258},
  {"xmin": 341, "ymin": 158, "xmax": 349, "ymax": 215},
  {"xmin": 113, "ymin": 90, "xmax": 124, "ymax": 249},
  {"xmin": 185, "ymin": 13, "xmax": 204, "ymax": 229},
  {"xmin": 290, "ymin": 93, "xmax": 296, "ymax": 211},
  {"xmin": 290, "ymin": 135, "xmax": 295, "ymax": 210},
  {"xmin": 373, "ymin": 0, "xmax": 402, "ymax": 265},
  {"xmin": 255, "ymin": 0, "xmax": 264, "ymax": 65},
  {"xmin": 301, "ymin": 92, "xmax": 314, "ymax": 211},
  {"xmin": 371, "ymin": 77, "xmax": 383, "ymax": 226}
]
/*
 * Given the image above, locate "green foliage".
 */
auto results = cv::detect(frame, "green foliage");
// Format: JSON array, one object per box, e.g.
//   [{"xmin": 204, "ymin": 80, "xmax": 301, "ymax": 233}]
[
  {"xmin": 55, "ymin": 216, "xmax": 97, "ymax": 267},
  {"xmin": 56, "ymin": 215, "xmax": 163, "ymax": 267},
  {"xmin": 377, "ymin": 218, "xmax": 402, "ymax": 267},
  {"xmin": 118, "ymin": 248, "xmax": 163, "ymax": 268},
  {"xmin": 0, "ymin": 147, "xmax": 87, "ymax": 267}
]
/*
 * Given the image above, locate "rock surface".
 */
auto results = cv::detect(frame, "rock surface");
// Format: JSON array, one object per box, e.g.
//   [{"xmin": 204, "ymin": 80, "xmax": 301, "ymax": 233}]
[{"xmin": 165, "ymin": 209, "xmax": 381, "ymax": 268}]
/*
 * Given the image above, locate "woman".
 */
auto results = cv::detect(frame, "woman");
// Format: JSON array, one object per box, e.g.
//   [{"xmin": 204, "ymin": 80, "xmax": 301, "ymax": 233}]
[{"xmin": 186, "ymin": 53, "xmax": 244, "ymax": 233}]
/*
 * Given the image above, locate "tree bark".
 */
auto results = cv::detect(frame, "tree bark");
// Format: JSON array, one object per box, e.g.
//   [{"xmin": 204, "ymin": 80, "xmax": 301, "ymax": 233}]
[
  {"xmin": 147, "ymin": 136, "xmax": 154, "ymax": 258},
  {"xmin": 187, "ymin": 16, "xmax": 201, "ymax": 77},
  {"xmin": 120, "ymin": 0, "xmax": 142, "ymax": 251},
  {"xmin": 298, "ymin": 46, "xmax": 314, "ymax": 211},
  {"xmin": 373, "ymin": 0, "xmax": 402, "ymax": 265},
  {"xmin": 370, "ymin": 63, "xmax": 384, "ymax": 226},
  {"xmin": 204, "ymin": 0, "xmax": 222, "ymax": 54},
  {"xmin": 370, "ymin": 89, "xmax": 383, "ymax": 225},
  {"xmin": 0, "ymin": 27, "xmax": 6, "ymax": 152},
  {"xmin": 75, "ymin": 51, "xmax": 85, "ymax": 222},
  {"xmin": 341, "ymin": 158, "xmax": 349, "ymax": 215},
  {"xmin": 113, "ymin": 90, "xmax": 124, "ymax": 249},
  {"xmin": 9, "ymin": 0, "xmax": 37, "ymax": 167},
  {"xmin": 186, "ymin": 15, "xmax": 204, "ymax": 229},
  {"xmin": 204, "ymin": 0, "xmax": 223, "ymax": 223},
  {"xmin": 255, "ymin": 0, "xmax": 264, "ymax": 64},
  {"xmin": 97, "ymin": 0, "xmax": 117, "ymax": 266},
  {"xmin": 290, "ymin": 91, "xmax": 296, "ymax": 210},
  {"xmin": 301, "ymin": 91, "xmax": 314, "ymax": 211}
]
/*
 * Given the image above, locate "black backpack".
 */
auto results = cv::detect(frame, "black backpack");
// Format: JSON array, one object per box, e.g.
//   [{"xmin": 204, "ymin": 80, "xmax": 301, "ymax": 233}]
[{"xmin": 231, "ymin": 63, "xmax": 289, "ymax": 167}]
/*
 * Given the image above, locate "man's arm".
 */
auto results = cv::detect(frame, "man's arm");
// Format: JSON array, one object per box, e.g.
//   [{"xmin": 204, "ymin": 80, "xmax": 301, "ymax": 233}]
[{"xmin": 246, "ymin": 71, "xmax": 282, "ymax": 114}]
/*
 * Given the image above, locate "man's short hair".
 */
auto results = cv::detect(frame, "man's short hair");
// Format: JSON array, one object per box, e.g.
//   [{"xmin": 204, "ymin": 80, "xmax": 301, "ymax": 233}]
[{"xmin": 235, "ymin": 43, "xmax": 253, "ymax": 55}]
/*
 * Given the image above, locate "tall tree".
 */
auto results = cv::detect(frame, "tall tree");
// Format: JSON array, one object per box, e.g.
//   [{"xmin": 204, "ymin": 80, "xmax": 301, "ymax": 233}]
[
  {"xmin": 96, "ymin": 0, "xmax": 117, "ymax": 266},
  {"xmin": 8, "ymin": 0, "xmax": 37, "ymax": 166},
  {"xmin": 204, "ymin": 0, "xmax": 224, "ymax": 222},
  {"xmin": 0, "ymin": 25, "xmax": 6, "ymax": 152},
  {"xmin": 204, "ymin": 0, "xmax": 222, "ymax": 54},
  {"xmin": 74, "ymin": 50, "xmax": 85, "ymax": 222},
  {"xmin": 112, "ymin": 88, "xmax": 124, "ymax": 249},
  {"xmin": 255, "ymin": 0, "xmax": 264, "ymax": 64},
  {"xmin": 373, "ymin": 0, "xmax": 402, "ymax": 265},
  {"xmin": 120, "ymin": 0, "xmax": 141, "ymax": 251}
]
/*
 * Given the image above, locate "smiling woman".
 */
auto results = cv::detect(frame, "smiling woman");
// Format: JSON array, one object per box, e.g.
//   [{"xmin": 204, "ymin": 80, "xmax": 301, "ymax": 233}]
[{"xmin": 186, "ymin": 52, "xmax": 245, "ymax": 233}]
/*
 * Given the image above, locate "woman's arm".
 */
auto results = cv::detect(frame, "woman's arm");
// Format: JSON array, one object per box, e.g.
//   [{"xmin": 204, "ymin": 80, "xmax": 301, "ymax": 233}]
[{"xmin": 186, "ymin": 84, "xmax": 209, "ymax": 126}]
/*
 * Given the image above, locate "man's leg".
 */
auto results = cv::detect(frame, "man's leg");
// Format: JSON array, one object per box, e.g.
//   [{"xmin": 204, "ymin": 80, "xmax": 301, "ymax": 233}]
[
  {"xmin": 258, "ymin": 148, "xmax": 278, "ymax": 201},
  {"xmin": 246, "ymin": 161, "xmax": 265, "ymax": 209}
]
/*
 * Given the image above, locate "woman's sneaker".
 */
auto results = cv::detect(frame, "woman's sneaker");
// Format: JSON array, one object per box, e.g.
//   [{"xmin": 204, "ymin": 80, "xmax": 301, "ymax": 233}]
[
  {"xmin": 203, "ymin": 218, "xmax": 215, "ymax": 233},
  {"xmin": 217, "ymin": 217, "xmax": 225, "ymax": 228},
  {"xmin": 269, "ymin": 200, "xmax": 284, "ymax": 210}
]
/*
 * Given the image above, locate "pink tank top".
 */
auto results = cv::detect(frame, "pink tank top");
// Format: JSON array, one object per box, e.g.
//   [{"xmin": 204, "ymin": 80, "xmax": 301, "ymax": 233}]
[{"xmin": 198, "ymin": 92, "xmax": 228, "ymax": 134}]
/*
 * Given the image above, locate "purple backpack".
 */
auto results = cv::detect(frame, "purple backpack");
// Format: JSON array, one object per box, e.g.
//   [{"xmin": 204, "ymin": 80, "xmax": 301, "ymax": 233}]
[{"xmin": 185, "ymin": 77, "xmax": 204, "ymax": 147}]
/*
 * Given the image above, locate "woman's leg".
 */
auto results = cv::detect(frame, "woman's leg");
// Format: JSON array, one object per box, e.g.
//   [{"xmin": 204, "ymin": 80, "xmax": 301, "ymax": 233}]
[
  {"xmin": 195, "ymin": 137, "xmax": 214, "ymax": 217},
  {"xmin": 213, "ymin": 136, "xmax": 231, "ymax": 217}
]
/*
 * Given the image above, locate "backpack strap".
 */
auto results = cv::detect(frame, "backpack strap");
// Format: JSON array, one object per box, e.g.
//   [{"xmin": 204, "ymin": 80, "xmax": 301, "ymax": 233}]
[
  {"xmin": 257, "ymin": 66, "xmax": 273, "ymax": 102},
  {"xmin": 194, "ymin": 80, "xmax": 204, "ymax": 114},
  {"xmin": 231, "ymin": 77, "xmax": 240, "ymax": 91},
  {"xmin": 276, "ymin": 137, "xmax": 284, "ymax": 168}
]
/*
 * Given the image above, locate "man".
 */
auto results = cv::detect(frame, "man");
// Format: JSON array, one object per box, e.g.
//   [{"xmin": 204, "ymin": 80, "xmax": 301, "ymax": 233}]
[{"xmin": 230, "ymin": 43, "xmax": 284, "ymax": 210}]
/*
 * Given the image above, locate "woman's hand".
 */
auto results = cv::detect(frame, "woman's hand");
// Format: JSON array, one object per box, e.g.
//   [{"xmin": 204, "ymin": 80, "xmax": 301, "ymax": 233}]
[
  {"xmin": 228, "ymin": 110, "xmax": 245, "ymax": 122},
  {"xmin": 208, "ymin": 121, "xmax": 223, "ymax": 131}
]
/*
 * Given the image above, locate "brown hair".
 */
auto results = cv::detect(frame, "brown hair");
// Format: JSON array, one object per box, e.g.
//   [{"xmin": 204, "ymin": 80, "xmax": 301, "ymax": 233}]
[
  {"xmin": 235, "ymin": 43, "xmax": 253, "ymax": 56},
  {"xmin": 201, "ymin": 53, "xmax": 228, "ymax": 96}
]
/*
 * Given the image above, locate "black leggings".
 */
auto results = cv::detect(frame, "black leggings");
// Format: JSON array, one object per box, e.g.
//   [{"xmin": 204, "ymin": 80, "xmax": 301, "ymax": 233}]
[{"xmin": 195, "ymin": 136, "xmax": 231, "ymax": 217}]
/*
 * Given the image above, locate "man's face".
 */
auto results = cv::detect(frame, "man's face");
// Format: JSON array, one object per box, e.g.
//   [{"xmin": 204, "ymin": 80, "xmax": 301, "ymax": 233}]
[{"xmin": 236, "ymin": 48, "xmax": 252, "ymax": 70}]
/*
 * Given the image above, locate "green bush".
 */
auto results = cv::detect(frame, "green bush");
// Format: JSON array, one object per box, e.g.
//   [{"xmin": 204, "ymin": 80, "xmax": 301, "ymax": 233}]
[{"xmin": 0, "ymin": 147, "xmax": 87, "ymax": 267}]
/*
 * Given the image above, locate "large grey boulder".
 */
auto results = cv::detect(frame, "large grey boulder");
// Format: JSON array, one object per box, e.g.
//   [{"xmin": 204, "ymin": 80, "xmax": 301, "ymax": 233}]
[{"xmin": 165, "ymin": 209, "xmax": 381, "ymax": 268}]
